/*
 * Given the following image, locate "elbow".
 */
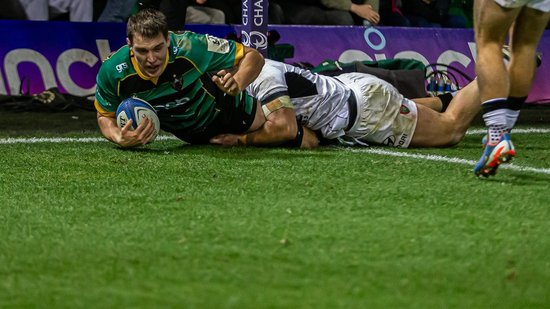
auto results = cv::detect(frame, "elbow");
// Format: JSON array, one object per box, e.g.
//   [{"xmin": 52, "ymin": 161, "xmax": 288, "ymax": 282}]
[
  {"xmin": 266, "ymin": 117, "xmax": 298, "ymax": 142},
  {"xmin": 449, "ymin": 131, "xmax": 466, "ymax": 146},
  {"xmin": 250, "ymin": 49, "xmax": 265, "ymax": 71},
  {"xmin": 280, "ymin": 118, "xmax": 298, "ymax": 142},
  {"xmin": 254, "ymin": 48, "xmax": 265, "ymax": 64}
]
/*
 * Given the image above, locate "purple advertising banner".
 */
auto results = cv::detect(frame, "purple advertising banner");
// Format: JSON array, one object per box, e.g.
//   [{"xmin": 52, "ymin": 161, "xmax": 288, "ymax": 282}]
[
  {"xmin": 0, "ymin": 20, "xmax": 548, "ymax": 103},
  {"xmin": 270, "ymin": 25, "xmax": 550, "ymax": 104},
  {"xmin": 0, "ymin": 20, "xmax": 125, "ymax": 97}
]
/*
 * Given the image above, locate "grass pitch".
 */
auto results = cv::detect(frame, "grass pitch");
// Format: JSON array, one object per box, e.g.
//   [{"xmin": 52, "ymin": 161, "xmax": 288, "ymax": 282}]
[{"xmin": 1, "ymin": 111, "xmax": 550, "ymax": 308}]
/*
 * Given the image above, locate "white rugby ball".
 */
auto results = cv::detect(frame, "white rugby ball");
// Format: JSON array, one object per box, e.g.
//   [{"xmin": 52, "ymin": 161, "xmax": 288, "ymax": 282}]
[{"xmin": 116, "ymin": 97, "xmax": 160, "ymax": 141}]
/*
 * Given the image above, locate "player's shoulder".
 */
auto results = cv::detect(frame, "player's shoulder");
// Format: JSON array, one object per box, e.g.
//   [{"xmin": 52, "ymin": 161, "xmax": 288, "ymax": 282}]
[
  {"xmin": 98, "ymin": 45, "xmax": 133, "ymax": 81},
  {"xmin": 101, "ymin": 44, "xmax": 130, "ymax": 66},
  {"xmin": 172, "ymin": 30, "xmax": 232, "ymax": 54}
]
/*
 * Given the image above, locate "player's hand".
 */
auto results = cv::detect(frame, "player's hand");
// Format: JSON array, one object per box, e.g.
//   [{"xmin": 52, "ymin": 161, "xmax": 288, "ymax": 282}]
[
  {"xmin": 117, "ymin": 117, "xmax": 156, "ymax": 148},
  {"xmin": 301, "ymin": 127, "xmax": 320, "ymax": 148},
  {"xmin": 212, "ymin": 69, "xmax": 241, "ymax": 96},
  {"xmin": 210, "ymin": 133, "xmax": 246, "ymax": 147}
]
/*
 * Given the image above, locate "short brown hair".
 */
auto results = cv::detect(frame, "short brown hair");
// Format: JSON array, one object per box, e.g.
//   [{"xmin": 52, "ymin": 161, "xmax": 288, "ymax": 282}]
[{"xmin": 127, "ymin": 9, "xmax": 168, "ymax": 43}]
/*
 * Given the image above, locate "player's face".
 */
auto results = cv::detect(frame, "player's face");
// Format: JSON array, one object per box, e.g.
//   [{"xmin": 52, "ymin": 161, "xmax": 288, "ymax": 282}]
[{"xmin": 130, "ymin": 33, "xmax": 169, "ymax": 78}]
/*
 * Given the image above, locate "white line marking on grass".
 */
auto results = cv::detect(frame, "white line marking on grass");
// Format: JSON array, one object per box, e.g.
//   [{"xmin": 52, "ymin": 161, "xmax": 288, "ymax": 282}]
[
  {"xmin": 467, "ymin": 128, "xmax": 550, "ymax": 135},
  {"xmin": 2, "ymin": 129, "xmax": 549, "ymax": 175},
  {"xmin": 1, "ymin": 128, "xmax": 547, "ymax": 145},
  {"xmin": 347, "ymin": 148, "xmax": 550, "ymax": 175},
  {"xmin": 0, "ymin": 135, "xmax": 178, "ymax": 145}
]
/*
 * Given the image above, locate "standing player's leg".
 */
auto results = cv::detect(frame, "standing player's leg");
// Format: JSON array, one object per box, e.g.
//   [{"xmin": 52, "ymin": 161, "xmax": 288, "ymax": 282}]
[
  {"xmin": 472, "ymin": 0, "xmax": 522, "ymax": 177},
  {"xmin": 506, "ymin": 7, "xmax": 550, "ymax": 129}
]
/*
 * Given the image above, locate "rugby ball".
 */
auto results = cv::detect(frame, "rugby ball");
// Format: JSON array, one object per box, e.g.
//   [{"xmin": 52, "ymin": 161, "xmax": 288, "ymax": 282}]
[{"xmin": 116, "ymin": 97, "xmax": 160, "ymax": 141}]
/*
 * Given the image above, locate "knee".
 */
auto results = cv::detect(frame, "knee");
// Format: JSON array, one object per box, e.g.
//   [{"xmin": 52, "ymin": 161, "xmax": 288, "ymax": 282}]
[
  {"xmin": 434, "ymin": 120, "xmax": 467, "ymax": 147},
  {"xmin": 447, "ymin": 131, "xmax": 466, "ymax": 146}
]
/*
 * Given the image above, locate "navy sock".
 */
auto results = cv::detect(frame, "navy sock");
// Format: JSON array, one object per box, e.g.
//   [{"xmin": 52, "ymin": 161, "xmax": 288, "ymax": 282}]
[{"xmin": 437, "ymin": 93, "xmax": 453, "ymax": 112}]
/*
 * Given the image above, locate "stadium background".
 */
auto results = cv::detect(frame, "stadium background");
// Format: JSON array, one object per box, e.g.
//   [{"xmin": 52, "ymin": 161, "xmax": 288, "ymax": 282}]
[
  {"xmin": 0, "ymin": 20, "xmax": 549, "ymax": 104},
  {"xmin": 1, "ymin": 19, "xmax": 548, "ymax": 128},
  {"xmin": 2, "ymin": 6, "xmax": 550, "ymax": 308}
]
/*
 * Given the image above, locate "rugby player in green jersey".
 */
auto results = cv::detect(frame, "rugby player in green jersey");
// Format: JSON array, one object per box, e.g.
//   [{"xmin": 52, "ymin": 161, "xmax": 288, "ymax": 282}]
[{"xmin": 94, "ymin": 8, "xmax": 266, "ymax": 148}]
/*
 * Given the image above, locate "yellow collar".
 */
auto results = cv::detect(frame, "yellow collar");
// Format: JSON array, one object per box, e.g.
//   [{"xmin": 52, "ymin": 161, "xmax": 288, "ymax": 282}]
[{"xmin": 130, "ymin": 48, "xmax": 169, "ymax": 85}]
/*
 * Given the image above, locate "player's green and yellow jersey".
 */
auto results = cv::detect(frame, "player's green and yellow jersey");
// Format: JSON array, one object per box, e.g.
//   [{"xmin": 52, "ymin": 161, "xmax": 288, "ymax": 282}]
[{"xmin": 94, "ymin": 31, "xmax": 256, "ymax": 137}]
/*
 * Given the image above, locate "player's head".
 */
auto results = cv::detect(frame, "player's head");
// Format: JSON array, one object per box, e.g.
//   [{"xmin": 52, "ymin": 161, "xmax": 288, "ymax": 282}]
[{"xmin": 127, "ymin": 9, "xmax": 170, "ymax": 78}]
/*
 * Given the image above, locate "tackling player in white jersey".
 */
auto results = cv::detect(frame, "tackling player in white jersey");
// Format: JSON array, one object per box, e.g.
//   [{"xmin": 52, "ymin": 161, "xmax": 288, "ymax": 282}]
[{"xmin": 210, "ymin": 59, "xmax": 482, "ymax": 149}]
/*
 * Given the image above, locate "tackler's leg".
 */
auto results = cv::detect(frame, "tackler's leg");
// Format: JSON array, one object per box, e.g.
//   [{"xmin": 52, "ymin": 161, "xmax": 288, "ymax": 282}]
[{"xmin": 410, "ymin": 80, "xmax": 481, "ymax": 147}]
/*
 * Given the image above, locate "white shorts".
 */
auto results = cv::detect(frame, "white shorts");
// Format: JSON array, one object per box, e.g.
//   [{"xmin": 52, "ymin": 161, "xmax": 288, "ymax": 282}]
[
  {"xmin": 336, "ymin": 73, "xmax": 418, "ymax": 148},
  {"xmin": 494, "ymin": 0, "xmax": 550, "ymax": 12}
]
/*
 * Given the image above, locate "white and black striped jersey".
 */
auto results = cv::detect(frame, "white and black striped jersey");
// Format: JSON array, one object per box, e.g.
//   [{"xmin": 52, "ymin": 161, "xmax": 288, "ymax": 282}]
[{"xmin": 246, "ymin": 59, "xmax": 353, "ymax": 139}]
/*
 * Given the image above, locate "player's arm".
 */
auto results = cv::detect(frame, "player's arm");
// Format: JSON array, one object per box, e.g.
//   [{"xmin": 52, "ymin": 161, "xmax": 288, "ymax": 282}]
[
  {"xmin": 210, "ymin": 97, "xmax": 319, "ymax": 148},
  {"xmin": 242, "ymin": 107, "xmax": 319, "ymax": 148},
  {"xmin": 95, "ymin": 101, "xmax": 155, "ymax": 148},
  {"xmin": 212, "ymin": 45, "xmax": 264, "ymax": 96}
]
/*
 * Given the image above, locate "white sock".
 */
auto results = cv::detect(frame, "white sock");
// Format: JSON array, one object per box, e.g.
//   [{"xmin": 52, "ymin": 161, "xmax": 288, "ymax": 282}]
[
  {"xmin": 505, "ymin": 109, "xmax": 520, "ymax": 131},
  {"xmin": 482, "ymin": 107, "xmax": 508, "ymax": 145}
]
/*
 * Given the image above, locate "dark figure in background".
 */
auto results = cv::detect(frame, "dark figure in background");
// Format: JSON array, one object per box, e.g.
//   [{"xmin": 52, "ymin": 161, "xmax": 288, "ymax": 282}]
[
  {"xmin": 139, "ymin": 0, "xmax": 284, "ymax": 27},
  {"xmin": 378, "ymin": 0, "xmax": 411, "ymax": 26},
  {"xmin": 205, "ymin": 0, "xmax": 285, "ymax": 24},
  {"xmin": 275, "ymin": 0, "xmax": 380, "ymax": 25},
  {"xmin": 401, "ymin": 0, "xmax": 466, "ymax": 28},
  {"xmin": 0, "ymin": 0, "xmax": 28, "ymax": 20},
  {"xmin": 138, "ymin": 0, "xmax": 194, "ymax": 30}
]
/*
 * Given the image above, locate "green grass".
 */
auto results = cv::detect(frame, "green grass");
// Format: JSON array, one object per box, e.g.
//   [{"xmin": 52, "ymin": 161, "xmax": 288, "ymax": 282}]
[{"xmin": 1, "ymin": 125, "xmax": 550, "ymax": 308}]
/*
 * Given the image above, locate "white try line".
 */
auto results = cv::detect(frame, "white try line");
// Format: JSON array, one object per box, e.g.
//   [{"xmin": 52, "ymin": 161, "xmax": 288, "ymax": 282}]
[
  {"xmin": 2, "ymin": 128, "xmax": 548, "ymax": 145},
  {"xmin": 0, "ymin": 135, "xmax": 178, "ymax": 145},
  {"xmin": 1, "ymin": 129, "xmax": 549, "ymax": 175},
  {"xmin": 466, "ymin": 128, "xmax": 550, "ymax": 135}
]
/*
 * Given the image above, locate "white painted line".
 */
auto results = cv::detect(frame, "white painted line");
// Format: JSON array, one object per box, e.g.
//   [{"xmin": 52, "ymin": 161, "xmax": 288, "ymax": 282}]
[
  {"xmin": 347, "ymin": 147, "xmax": 550, "ymax": 175},
  {"xmin": 1, "ymin": 128, "xmax": 547, "ymax": 145},
  {"xmin": 467, "ymin": 128, "xmax": 550, "ymax": 135},
  {"xmin": 1, "ymin": 129, "xmax": 549, "ymax": 175},
  {"xmin": 0, "ymin": 135, "xmax": 178, "ymax": 145}
]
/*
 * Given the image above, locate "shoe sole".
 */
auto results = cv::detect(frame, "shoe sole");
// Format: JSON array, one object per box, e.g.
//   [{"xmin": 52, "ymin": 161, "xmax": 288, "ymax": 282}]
[{"xmin": 475, "ymin": 148, "xmax": 516, "ymax": 177}]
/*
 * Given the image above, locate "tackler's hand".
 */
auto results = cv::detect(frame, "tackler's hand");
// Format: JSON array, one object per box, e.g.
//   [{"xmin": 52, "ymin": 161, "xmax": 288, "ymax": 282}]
[
  {"xmin": 210, "ymin": 133, "xmax": 246, "ymax": 147},
  {"xmin": 212, "ymin": 69, "xmax": 241, "ymax": 96},
  {"xmin": 301, "ymin": 126, "xmax": 320, "ymax": 149}
]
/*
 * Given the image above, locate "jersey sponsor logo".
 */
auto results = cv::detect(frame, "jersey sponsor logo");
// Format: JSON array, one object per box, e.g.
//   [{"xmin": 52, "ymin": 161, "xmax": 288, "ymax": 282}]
[
  {"xmin": 296, "ymin": 114, "xmax": 309, "ymax": 125},
  {"xmin": 170, "ymin": 74, "xmax": 184, "ymax": 91},
  {"xmin": 172, "ymin": 46, "xmax": 178, "ymax": 55},
  {"xmin": 397, "ymin": 134, "xmax": 408, "ymax": 147},
  {"xmin": 153, "ymin": 97, "xmax": 191, "ymax": 110},
  {"xmin": 383, "ymin": 135, "xmax": 395, "ymax": 146},
  {"xmin": 400, "ymin": 104, "xmax": 410, "ymax": 115},
  {"xmin": 115, "ymin": 62, "xmax": 128, "ymax": 73},
  {"xmin": 383, "ymin": 134, "xmax": 408, "ymax": 147},
  {"xmin": 206, "ymin": 35, "xmax": 230, "ymax": 54}
]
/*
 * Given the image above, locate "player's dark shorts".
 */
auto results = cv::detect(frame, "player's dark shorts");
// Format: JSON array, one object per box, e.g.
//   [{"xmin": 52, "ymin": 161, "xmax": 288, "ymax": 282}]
[{"xmin": 169, "ymin": 93, "xmax": 257, "ymax": 144}]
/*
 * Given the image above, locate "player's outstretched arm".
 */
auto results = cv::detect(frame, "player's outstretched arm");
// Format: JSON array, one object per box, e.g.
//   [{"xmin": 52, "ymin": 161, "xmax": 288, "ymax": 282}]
[
  {"xmin": 97, "ymin": 112, "xmax": 156, "ymax": 148},
  {"xmin": 209, "ymin": 107, "xmax": 319, "ymax": 148}
]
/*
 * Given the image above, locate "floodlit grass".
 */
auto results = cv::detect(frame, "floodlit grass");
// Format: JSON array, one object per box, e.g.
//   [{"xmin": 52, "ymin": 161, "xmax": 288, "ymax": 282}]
[{"xmin": 1, "ymin": 126, "xmax": 550, "ymax": 308}]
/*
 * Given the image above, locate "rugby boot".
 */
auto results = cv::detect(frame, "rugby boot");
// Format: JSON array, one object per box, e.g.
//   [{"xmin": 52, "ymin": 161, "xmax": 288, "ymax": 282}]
[{"xmin": 474, "ymin": 132, "xmax": 516, "ymax": 177}]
